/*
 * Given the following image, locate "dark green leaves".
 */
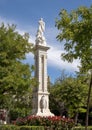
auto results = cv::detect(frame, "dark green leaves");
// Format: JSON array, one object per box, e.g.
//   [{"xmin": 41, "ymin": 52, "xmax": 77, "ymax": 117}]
[
  {"xmin": 0, "ymin": 23, "xmax": 35, "ymax": 111},
  {"xmin": 56, "ymin": 6, "xmax": 92, "ymax": 71}
]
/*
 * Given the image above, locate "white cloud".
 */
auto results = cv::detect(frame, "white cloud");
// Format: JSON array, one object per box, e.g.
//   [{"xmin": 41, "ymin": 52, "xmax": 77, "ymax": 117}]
[{"xmin": 47, "ymin": 44, "xmax": 80, "ymax": 72}]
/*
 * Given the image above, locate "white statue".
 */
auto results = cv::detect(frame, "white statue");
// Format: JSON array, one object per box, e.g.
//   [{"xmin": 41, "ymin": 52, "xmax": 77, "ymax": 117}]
[
  {"xmin": 38, "ymin": 18, "xmax": 45, "ymax": 36},
  {"xmin": 36, "ymin": 18, "xmax": 46, "ymax": 44}
]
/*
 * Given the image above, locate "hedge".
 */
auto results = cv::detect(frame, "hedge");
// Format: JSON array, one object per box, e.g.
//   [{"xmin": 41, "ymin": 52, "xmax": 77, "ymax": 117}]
[
  {"xmin": 0, "ymin": 125, "xmax": 92, "ymax": 130},
  {"xmin": 0, "ymin": 125, "xmax": 19, "ymax": 130},
  {"xmin": 19, "ymin": 126, "xmax": 44, "ymax": 130},
  {"xmin": 0, "ymin": 125, "xmax": 44, "ymax": 130},
  {"xmin": 73, "ymin": 126, "xmax": 92, "ymax": 130}
]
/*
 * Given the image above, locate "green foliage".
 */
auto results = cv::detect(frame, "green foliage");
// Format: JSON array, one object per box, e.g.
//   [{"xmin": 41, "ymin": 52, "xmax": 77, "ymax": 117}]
[
  {"xmin": 61, "ymin": 77, "xmax": 87, "ymax": 114},
  {"xmin": 56, "ymin": 6, "xmax": 92, "ymax": 71},
  {"xmin": 0, "ymin": 23, "xmax": 36, "ymax": 119},
  {"xmin": 0, "ymin": 125, "xmax": 44, "ymax": 130},
  {"xmin": 1, "ymin": 125, "xmax": 92, "ymax": 130},
  {"xmin": 55, "ymin": 6, "xmax": 92, "ymax": 127},
  {"xmin": 73, "ymin": 126, "xmax": 92, "ymax": 130},
  {"xmin": 50, "ymin": 73, "xmax": 88, "ymax": 119},
  {"xmin": 19, "ymin": 126, "xmax": 44, "ymax": 130},
  {"xmin": 0, "ymin": 125, "xmax": 19, "ymax": 130}
]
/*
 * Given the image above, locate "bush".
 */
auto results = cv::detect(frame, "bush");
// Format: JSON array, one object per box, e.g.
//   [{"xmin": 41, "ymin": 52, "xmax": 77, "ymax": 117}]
[
  {"xmin": 15, "ymin": 116, "xmax": 75, "ymax": 130},
  {"xmin": 19, "ymin": 126, "xmax": 44, "ymax": 130},
  {"xmin": 0, "ymin": 125, "xmax": 44, "ymax": 130},
  {"xmin": 1, "ymin": 125, "xmax": 92, "ymax": 130},
  {"xmin": 0, "ymin": 125, "xmax": 19, "ymax": 130},
  {"xmin": 73, "ymin": 126, "xmax": 92, "ymax": 130}
]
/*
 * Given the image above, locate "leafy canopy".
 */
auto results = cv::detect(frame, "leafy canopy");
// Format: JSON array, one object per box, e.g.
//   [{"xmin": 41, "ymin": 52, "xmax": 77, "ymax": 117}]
[
  {"xmin": 0, "ymin": 23, "xmax": 34, "ymax": 109},
  {"xmin": 56, "ymin": 6, "xmax": 92, "ymax": 71},
  {"xmin": 50, "ymin": 75, "xmax": 88, "ymax": 118}
]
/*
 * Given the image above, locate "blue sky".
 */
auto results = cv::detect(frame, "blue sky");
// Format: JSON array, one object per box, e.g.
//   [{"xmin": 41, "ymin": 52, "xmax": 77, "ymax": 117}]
[{"xmin": 0, "ymin": 0, "xmax": 91, "ymax": 83}]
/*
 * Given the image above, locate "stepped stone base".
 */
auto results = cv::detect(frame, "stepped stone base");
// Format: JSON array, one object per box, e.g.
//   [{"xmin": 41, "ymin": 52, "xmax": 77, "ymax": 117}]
[{"xmin": 32, "ymin": 109, "xmax": 54, "ymax": 117}]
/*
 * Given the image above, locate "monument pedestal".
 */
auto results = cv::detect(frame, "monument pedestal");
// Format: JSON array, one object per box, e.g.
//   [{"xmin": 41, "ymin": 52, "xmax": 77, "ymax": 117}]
[{"xmin": 32, "ymin": 91, "xmax": 54, "ymax": 116}]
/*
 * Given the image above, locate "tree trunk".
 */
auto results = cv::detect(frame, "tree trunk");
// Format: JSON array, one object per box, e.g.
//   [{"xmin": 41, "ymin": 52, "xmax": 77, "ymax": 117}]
[
  {"xmin": 75, "ymin": 112, "xmax": 78, "ymax": 125},
  {"xmin": 85, "ymin": 71, "xmax": 92, "ymax": 130}
]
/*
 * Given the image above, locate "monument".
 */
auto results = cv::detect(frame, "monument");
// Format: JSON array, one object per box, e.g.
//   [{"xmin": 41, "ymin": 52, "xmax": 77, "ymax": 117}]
[{"xmin": 32, "ymin": 18, "xmax": 54, "ymax": 116}]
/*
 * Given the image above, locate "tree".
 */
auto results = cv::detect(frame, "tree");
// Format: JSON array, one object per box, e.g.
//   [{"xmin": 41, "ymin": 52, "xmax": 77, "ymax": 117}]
[
  {"xmin": 8, "ymin": 87, "xmax": 33, "ymax": 122},
  {"xmin": 56, "ymin": 6, "xmax": 92, "ymax": 129},
  {"xmin": 50, "ymin": 75, "xmax": 88, "ymax": 123},
  {"xmin": 56, "ymin": 6, "xmax": 92, "ymax": 69},
  {"xmin": 0, "ymin": 23, "xmax": 35, "ymax": 116}
]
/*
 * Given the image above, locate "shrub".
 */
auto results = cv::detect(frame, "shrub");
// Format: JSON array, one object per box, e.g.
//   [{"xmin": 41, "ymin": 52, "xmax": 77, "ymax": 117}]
[
  {"xmin": 73, "ymin": 126, "xmax": 92, "ymax": 130},
  {"xmin": 19, "ymin": 126, "xmax": 44, "ymax": 130},
  {"xmin": 15, "ymin": 116, "xmax": 75, "ymax": 130},
  {"xmin": 0, "ymin": 125, "xmax": 44, "ymax": 130},
  {"xmin": 0, "ymin": 125, "xmax": 19, "ymax": 130}
]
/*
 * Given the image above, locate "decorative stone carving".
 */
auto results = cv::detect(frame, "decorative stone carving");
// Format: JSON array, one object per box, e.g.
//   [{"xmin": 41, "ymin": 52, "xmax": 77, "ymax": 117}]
[{"xmin": 40, "ymin": 95, "xmax": 47, "ymax": 113}]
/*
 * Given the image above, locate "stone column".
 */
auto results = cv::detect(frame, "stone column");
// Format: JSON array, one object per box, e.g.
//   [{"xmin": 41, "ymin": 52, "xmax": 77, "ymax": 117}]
[{"xmin": 31, "ymin": 18, "xmax": 54, "ymax": 116}]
